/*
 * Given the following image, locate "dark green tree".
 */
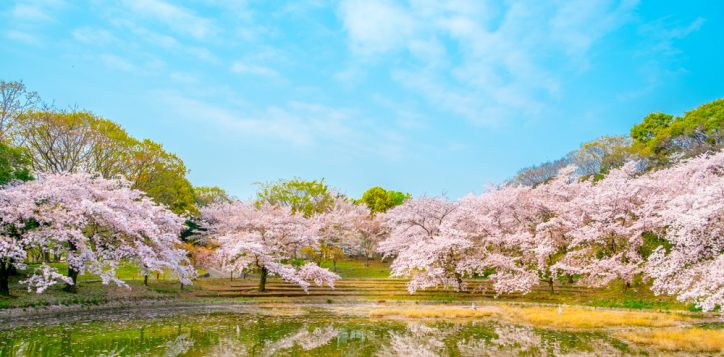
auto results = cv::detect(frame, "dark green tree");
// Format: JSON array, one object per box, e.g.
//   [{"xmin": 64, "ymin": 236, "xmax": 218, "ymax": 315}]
[{"xmin": 0, "ymin": 142, "xmax": 32, "ymax": 185}]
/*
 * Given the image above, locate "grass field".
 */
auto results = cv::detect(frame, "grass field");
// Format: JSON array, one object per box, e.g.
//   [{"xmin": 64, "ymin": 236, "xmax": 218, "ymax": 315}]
[
  {"xmin": 318, "ymin": 258, "xmax": 391, "ymax": 278},
  {"xmin": 0, "ymin": 257, "xmax": 702, "ymax": 314}
]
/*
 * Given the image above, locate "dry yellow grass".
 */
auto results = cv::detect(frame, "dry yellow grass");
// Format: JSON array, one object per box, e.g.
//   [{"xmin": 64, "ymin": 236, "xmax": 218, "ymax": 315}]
[
  {"xmin": 369, "ymin": 306, "xmax": 494, "ymax": 319},
  {"xmin": 616, "ymin": 328, "xmax": 724, "ymax": 353},
  {"xmin": 499, "ymin": 305, "xmax": 689, "ymax": 329}
]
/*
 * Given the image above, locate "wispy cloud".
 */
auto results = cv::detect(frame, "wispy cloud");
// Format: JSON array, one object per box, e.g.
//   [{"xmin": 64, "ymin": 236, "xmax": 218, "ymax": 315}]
[
  {"xmin": 99, "ymin": 53, "xmax": 138, "ymax": 72},
  {"xmin": 121, "ymin": 0, "xmax": 217, "ymax": 39},
  {"xmin": 338, "ymin": 0, "xmax": 639, "ymax": 126},
  {"xmin": 159, "ymin": 93, "xmax": 409, "ymax": 160},
  {"xmin": 7, "ymin": 0, "xmax": 65, "ymax": 21},
  {"xmin": 230, "ymin": 62, "xmax": 279, "ymax": 78},
  {"xmin": 10, "ymin": 4, "xmax": 53, "ymax": 21},
  {"xmin": 639, "ymin": 17, "xmax": 705, "ymax": 56},
  {"xmin": 5, "ymin": 30, "xmax": 41, "ymax": 45}
]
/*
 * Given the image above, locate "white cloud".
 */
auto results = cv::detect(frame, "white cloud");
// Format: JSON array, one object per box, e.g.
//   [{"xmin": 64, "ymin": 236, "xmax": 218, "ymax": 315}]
[
  {"xmin": 159, "ymin": 93, "xmax": 409, "ymax": 160},
  {"xmin": 10, "ymin": 4, "xmax": 53, "ymax": 21},
  {"xmin": 72, "ymin": 27, "xmax": 118, "ymax": 45},
  {"xmin": 5, "ymin": 30, "xmax": 40, "ymax": 45},
  {"xmin": 338, "ymin": 0, "xmax": 417, "ymax": 55},
  {"xmin": 338, "ymin": 0, "xmax": 639, "ymax": 125},
  {"xmin": 122, "ymin": 0, "xmax": 217, "ymax": 39},
  {"xmin": 230, "ymin": 62, "xmax": 279, "ymax": 78},
  {"xmin": 638, "ymin": 17, "xmax": 705, "ymax": 56},
  {"xmin": 99, "ymin": 53, "xmax": 137, "ymax": 72}
]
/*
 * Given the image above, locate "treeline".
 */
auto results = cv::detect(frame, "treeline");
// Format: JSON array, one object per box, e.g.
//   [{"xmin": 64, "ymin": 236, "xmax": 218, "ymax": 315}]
[
  {"xmin": 0, "ymin": 80, "xmax": 409, "ymax": 217},
  {"xmin": 0, "ymin": 80, "xmax": 198, "ymax": 214},
  {"xmin": 510, "ymin": 99, "xmax": 724, "ymax": 185}
]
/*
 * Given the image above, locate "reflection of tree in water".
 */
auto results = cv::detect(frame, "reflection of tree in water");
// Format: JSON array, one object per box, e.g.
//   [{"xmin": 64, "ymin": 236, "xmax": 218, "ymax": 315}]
[
  {"xmin": 163, "ymin": 333, "xmax": 194, "ymax": 357},
  {"xmin": 260, "ymin": 325, "xmax": 339, "ymax": 356},
  {"xmin": 377, "ymin": 323, "xmax": 627, "ymax": 357},
  {"xmin": 377, "ymin": 323, "xmax": 455, "ymax": 357},
  {"xmin": 207, "ymin": 337, "xmax": 249, "ymax": 357},
  {"xmin": 458, "ymin": 325, "xmax": 543, "ymax": 356}
]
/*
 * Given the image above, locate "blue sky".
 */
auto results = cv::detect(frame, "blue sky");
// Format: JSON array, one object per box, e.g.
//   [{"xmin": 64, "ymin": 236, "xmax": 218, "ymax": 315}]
[{"xmin": 1, "ymin": 0, "xmax": 722, "ymax": 199}]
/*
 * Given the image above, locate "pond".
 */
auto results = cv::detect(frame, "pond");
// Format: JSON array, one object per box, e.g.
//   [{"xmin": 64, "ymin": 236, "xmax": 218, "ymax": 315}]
[{"xmin": 0, "ymin": 304, "xmax": 718, "ymax": 356}]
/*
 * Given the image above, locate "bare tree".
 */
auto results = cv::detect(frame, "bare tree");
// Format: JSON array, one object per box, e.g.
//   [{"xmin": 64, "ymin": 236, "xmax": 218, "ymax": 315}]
[{"xmin": 0, "ymin": 80, "xmax": 40, "ymax": 141}]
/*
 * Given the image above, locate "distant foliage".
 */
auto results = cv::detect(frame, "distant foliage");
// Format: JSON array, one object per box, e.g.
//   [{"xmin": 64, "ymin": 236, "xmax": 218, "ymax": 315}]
[
  {"xmin": 255, "ymin": 178, "xmax": 335, "ymax": 218},
  {"xmin": 194, "ymin": 186, "xmax": 233, "ymax": 207},
  {"xmin": 358, "ymin": 186, "xmax": 410, "ymax": 214},
  {"xmin": 0, "ymin": 142, "xmax": 32, "ymax": 185},
  {"xmin": 631, "ymin": 99, "xmax": 724, "ymax": 167},
  {"xmin": 511, "ymin": 99, "xmax": 724, "ymax": 185}
]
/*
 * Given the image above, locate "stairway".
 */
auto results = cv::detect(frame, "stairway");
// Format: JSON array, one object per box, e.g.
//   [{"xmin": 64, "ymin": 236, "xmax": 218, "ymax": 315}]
[{"xmin": 197, "ymin": 278, "xmax": 598, "ymax": 300}]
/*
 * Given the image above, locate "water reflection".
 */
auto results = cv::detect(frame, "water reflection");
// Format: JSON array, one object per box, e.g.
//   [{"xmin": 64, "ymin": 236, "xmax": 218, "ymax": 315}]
[{"xmin": 0, "ymin": 306, "xmax": 713, "ymax": 356}]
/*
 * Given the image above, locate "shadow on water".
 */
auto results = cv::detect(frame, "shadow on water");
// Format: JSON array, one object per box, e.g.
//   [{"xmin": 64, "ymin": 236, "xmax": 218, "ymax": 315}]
[{"xmin": 0, "ymin": 305, "xmax": 717, "ymax": 356}]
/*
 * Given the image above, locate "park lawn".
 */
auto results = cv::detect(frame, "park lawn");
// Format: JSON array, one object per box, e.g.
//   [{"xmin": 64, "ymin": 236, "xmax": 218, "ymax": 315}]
[
  {"xmin": 0, "ymin": 261, "xmax": 205, "ymax": 310},
  {"xmin": 318, "ymin": 257, "xmax": 391, "ymax": 278},
  {"xmin": 1, "ymin": 258, "xmax": 697, "ymax": 314},
  {"xmin": 22, "ymin": 262, "xmax": 200, "ymax": 282},
  {"xmin": 0, "ymin": 278, "xmax": 198, "ymax": 310}
]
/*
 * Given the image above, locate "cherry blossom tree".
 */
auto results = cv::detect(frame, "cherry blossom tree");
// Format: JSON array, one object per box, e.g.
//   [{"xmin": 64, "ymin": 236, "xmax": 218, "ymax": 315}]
[
  {"xmin": 446, "ymin": 185, "xmax": 544, "ymax": 295},
  {"xmin": 378, "ymin": 197, "xmax": 465, "ymax": 292},
  {"xmin": 642, "ymin": 152, "xmax": 724, "ymax": 311},
  {"xmin": 377, "ymin": 152, "xmax": 722, "ymax": 308},
  {"xmin": 551, "ymin": 163, "xmax": 655, "ymax": 289},
  {"xmin": 201, "ymin": 201, "xmax": 340, "ymax": 292},
  {"xmin": 352, "ymin": 213, "xmax": 388, "ymax": 266},
  {"xmin": 529, "ymin": 167, "xmax": 587, "ymax": 290},
  {"xmin": 0, "ymin": 173, "xmax": 194, "ymax": 295},
  {"xmin": 313, "ymin": 196, "xmax": 374, "ymax": 269}
]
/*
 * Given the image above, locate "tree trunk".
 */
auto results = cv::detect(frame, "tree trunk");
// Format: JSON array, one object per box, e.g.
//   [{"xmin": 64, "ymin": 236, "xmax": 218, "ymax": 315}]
[
  {"xmin": 144, "ymin": 274, "xmax": 149, "ymax": 286},
  {"xmin": 65, "ymin": 242, "xmax": 79, "ymax": 292},
  {"xmin": 258, "ymin": 267, "xmax": 268, "ymax": 292},
  {"xmin": 64, "ymin": 267, "xmax": 79, "ymax": 293},
  {"xmin": 364, "ymin": 254, "xmax": 369, "ymax": 267},
  {"xmin": 548, "ymin": 278, "xmax": 554, "ymax": 294},
  {"xmin": 0, "ymin": 260, "xmax": 10, "ymax": 296},
  {"xmin": 156, "ymin": 272, "xmax": 160, "ymax": 280},
  {"xmin": 230, "ymin": 271, "xmax": 233, "ymax": 281},
  {"xmin": 333, "ymin": 258, "xmax": 337, "ymax": 272}
]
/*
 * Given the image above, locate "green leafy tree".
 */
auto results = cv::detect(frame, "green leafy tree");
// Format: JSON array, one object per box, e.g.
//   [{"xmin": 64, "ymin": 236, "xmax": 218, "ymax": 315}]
[
  {"xmin": 0, "ymin": 142, "xmax": 32, "ymax": 185},
  {"xmin": 127, "ymin": 139, "xmax": 197, "ymax": 215},
  {"xmin": 358, "ymin": 186, "xmax": 410, "ymax": 214},
  {"xmin": 14, "ymin": 110, "xmax": 196, "ymax": 214},
  {"xmin": 631, "ymin": 99, "xmax": 724, "ymax": 167},
  {"xmin": 255, "ymin": 178, "xmax": 334, "ymax": 217},
  {"xmin": 194, "ymin": 186, "xmax": 232, "ymax": 207}
]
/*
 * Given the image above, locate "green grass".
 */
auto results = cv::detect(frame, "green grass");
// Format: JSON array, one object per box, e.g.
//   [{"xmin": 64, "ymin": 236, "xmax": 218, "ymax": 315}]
[
  {"xmin": 318, "ymin": 258, "xmax": 391, "ymax": 278},
  {"xmin": 21, "ymin": 262, "xmax": 195, "ymax": 282},
  {"xmin": 1, "ymin": 261, "xmax": 204, "ymax": 310},
  {"xmin": 0, "ymin": 258, "xmax": 699, "ymax": 315}
]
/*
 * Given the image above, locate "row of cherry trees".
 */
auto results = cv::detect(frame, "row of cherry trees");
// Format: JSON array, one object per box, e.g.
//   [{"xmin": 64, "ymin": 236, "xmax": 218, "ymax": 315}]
[
  {"xmin": 0, "ymin": 173, "xmax": 195, "ymax": 295},
  {"xmin": 378, "ymin": 152, "xmax": 723, "ymax": 312},
  {"xmin": 5, "ymin": 151, "xmax": 717, "ymax": 313},
  {"xmin": 200, "ymin": 196, "xmax": 386, "ymax": 292}
]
